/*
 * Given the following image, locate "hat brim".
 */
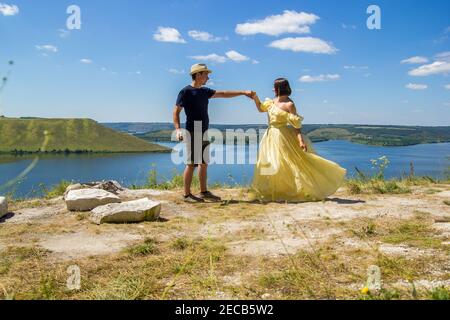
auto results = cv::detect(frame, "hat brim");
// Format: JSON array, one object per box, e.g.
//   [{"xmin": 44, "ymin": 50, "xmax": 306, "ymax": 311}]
[{"xmin": 190, "ymin": 69, "xmax": 213, "ymax": 75}]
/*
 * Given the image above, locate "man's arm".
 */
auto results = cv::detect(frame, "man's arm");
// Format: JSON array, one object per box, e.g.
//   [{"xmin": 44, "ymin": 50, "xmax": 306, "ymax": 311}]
[
  {"xmin": 212, "ymin": 90, "xmax": 254, "ymax": 99},
  {"xmin": 173, "ymin": 105, "xmax": 183, "ymax": 141}
]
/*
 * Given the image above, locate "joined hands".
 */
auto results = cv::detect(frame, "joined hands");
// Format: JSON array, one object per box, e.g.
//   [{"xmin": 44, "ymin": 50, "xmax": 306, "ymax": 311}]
[{"xmin": 243, "ymin": 91, "xmax": 256, "ymax": 99}]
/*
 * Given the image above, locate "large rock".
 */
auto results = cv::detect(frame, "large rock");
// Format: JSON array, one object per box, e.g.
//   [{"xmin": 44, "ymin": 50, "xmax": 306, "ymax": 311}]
[
  {"xmin": 64, "ymin": 180, "xmax": 124, "ymax": 197},
  {"xmin": 90, "ymin": 198, "xmax": 161, "ymax": 225},
  {"xmin": 0, "ymin": 197, "xmax": 7, "ymax": 218},
  {"xmin": 65, "ymin": 188, "xmax": 121, "ymax": 212}
]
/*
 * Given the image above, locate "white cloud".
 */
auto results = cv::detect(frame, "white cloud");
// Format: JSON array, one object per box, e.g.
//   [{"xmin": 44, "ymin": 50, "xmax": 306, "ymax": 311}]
[
  {"xmin": 434, "ymin": 26, "xmax": 450, "ymax": 44},
  {"xmin": 445, "ymin": 84, "xmax": 450, "ymax": 90},
  {"xmin": 408, "ymin": 61, "xmax": 450, "ymax": 76},
  {"xmin": 153, "ymin": 27, "xmax": 186, "ymax": 43},
  {"xmin": 188, "ymin": 30, "xmax": 221, "ymax": 42},
  {"xmin": 80, "ymin": 59, "xmax": 93, "ymax": 64},
  {"xmin": 269, "ymin": 37, "xmax": 337, "ymax": 54},
  {"xmin": 344, "ymin": 65, "xmax": 369, "ymax": 71},
  {"xmin": 35, "ymin": 45, "xmax": 58, "ymax": 53},
  {"xmin": 435, "ymin": 51, "xmax": 450, "ymax": 62},
  {"xmin": 401, "ymin": 56, "xmax": 429, "ymax": 64},
  {"xmin": 189, "ymin": 54, "xmax": 227, "ymax": 64},
  {"xmin": 342, "ymin": 23, "xmax": 356, "ymax": 30},
  {"xmin": 169, "ymin": 68, "xmax": 185, "ymax": 75},
  {"xmin": 235, "ymin": 10, "xmax": 319, "ymax": 36},
  {"xmin": 299, "ymin": 74, "xmax": 340, "ymax": 83},
  {"xmin": 405, "ymin": 83, "xmax": 428, "ymax": 90},
  {"xmin": 0, "ymin": 3, "xmax": 19, "ymax": 16},
  {"xmin": 189, "ymin": 51, "xmax": 252, "ymax": 64},
  {"xmin": 225, "ymin": 50, "xmax": 250, "ymax": 62},
  {"xmin": 59, "ymin": 29, "xmax": 70, "ymax": 39}
]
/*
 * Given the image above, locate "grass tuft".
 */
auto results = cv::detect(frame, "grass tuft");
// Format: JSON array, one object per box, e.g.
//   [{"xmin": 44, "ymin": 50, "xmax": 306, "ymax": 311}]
[
  {"xmin": 430, "ymin": 286, "xmax": 450, "ymax": 300},
  {"xmin": 126, "ymin": 238, "xmax": 159, "ymax": 256}
]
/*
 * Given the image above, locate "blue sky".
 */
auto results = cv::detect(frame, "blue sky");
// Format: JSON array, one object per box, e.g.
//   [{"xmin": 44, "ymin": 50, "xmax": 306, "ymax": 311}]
[{"xmin": 0, "ymin": 0, "xmax": 449, "ymax": 125}]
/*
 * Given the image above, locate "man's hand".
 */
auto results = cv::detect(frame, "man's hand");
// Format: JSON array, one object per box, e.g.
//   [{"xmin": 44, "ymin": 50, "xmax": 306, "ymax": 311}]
[{"xmin": 176, "ymin": 129, "xmax": 184, "ymax": 141}]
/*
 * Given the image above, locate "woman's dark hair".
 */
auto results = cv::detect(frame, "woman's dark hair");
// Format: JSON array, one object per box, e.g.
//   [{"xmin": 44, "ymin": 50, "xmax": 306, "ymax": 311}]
[{"xmin": 274, "ymin": 78, "xmax": 292, "ymax": 97}]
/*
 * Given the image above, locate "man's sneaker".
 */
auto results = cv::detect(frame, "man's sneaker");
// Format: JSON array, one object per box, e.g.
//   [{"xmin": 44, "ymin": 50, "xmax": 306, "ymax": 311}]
[
  {"xmin": 199, "ymin": 191, "xmax": 222, "ymax": 202},
  {"xmin": 183, "ymin": 193, "xmax": 205, "ymax": 203}
]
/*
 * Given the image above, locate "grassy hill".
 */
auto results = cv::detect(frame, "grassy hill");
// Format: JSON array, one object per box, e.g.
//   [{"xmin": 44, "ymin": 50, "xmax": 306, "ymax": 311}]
[
  {"xmin": 0, "ymin": 117, "xmax": 170, "ymax": 153},
  {"xmin": 104, "ymin": 122, "xmax": 450, "ymax": 146},
  {"xmin": 306, "ymin": 125, "xmax": 450, "ymax": 146}
]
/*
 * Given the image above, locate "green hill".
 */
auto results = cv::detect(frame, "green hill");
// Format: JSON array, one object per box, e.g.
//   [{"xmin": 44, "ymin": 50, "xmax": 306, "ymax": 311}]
[
  {"xmin": 113, "ymin": 122, "xmax": 450, "ymax": 147},
  {"xmin": 0, "ymin": 117, "xmax": 170, "ymax": 153}
]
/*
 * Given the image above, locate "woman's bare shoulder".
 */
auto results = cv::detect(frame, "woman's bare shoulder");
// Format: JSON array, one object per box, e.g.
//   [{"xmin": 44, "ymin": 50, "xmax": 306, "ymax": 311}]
[{"xmin": 285, "ymin": 100, "xmax": 297, "ymax": 114}]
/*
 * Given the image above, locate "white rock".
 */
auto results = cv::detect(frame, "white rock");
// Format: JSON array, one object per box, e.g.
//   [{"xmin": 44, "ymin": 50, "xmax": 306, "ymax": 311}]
[
  {"xmin": 64, "ymin": 180, "xmax": 124, "ymax": 197},
  {"xmin": 65, "ymin": 188, "xmax": 121, "ymax": 212},
  {"xmin": 64, "ymin": 183, "xmax": 83, "ymax": 197},
  {"xmin": 261, "ymin": 293, "xmax": 271, "ymax": 299},
  {"xmin": 90, "ymin": 198, "xmax": 161, "ymax": 225},
  {"xmin": 0, "ymin": 197, "xmax": 7, "ymax": 218}
]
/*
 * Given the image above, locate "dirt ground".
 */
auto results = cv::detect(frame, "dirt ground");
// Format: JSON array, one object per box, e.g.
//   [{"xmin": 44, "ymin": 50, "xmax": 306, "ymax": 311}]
[{"xmin": 0, "ymin": 184, "xmax": 449, "ymax": 300}]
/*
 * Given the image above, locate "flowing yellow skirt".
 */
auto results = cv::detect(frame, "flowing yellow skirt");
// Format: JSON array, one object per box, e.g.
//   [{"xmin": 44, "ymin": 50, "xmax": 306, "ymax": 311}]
[{"xmin": 250, "ymin": 126, "xmax": 347, "ymax": 202}]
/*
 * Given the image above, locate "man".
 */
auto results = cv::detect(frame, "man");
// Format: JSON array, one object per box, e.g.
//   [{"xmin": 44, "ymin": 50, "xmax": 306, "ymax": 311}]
[{"xmin": 173, "ymin": 63, "xmax": 254, "ymax": 203}]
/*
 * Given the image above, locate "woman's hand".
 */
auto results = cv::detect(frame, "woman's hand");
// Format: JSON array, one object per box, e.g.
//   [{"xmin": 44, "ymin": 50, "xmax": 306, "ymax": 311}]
[{"xmin": 299, "ymin": 139, "xmax": 308, "ymax": 152}]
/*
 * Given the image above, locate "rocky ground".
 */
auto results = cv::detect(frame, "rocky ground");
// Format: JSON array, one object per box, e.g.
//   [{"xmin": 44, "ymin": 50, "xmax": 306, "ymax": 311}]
[{"xmin": 0, "ymin": 184, "xmax": 449, "ymax": 300}]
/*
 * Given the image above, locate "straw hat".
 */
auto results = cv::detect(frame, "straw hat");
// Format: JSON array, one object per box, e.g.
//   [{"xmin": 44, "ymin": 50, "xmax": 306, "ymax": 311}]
[{"xmin": 190, "ymin": 63, "xmax": 213, "ymax": 75}]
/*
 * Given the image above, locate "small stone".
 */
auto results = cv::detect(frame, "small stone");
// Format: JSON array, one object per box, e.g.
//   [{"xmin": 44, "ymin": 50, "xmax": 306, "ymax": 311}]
[
  {"xmin": 90, "ymin": 198, "xmax": 161, "ymax": 225},
  {"xmin": 261, "ymin": 293, "xmax": 271, "ymax": 299}
]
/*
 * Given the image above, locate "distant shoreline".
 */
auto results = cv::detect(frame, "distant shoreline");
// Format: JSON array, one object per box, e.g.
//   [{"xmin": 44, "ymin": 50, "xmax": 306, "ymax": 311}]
[
  {"xmin": 104, "ymin": 122, "xmax": 450, "ymax": 148},
  {"xmin": 0, "ymin": 149, "xmax": 172, "ymax": 155}
]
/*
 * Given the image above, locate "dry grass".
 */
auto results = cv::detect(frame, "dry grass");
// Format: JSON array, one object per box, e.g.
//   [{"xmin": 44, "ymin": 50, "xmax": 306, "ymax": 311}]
[{"xmin": 0, "ymin": 184, "xmax": 449, "ymax": 300}]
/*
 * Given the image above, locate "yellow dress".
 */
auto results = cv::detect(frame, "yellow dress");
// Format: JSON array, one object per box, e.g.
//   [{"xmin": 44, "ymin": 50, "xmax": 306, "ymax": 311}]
[{"xmin": 250, "ymin": 99, "xmax": 347, "ymax": 202}]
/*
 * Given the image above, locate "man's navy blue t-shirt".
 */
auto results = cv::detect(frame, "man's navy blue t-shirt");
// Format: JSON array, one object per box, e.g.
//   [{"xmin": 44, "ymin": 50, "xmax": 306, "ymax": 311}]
[{"xmin": 176, "ymin": 85, "xmax": 216, "ymax": 133}]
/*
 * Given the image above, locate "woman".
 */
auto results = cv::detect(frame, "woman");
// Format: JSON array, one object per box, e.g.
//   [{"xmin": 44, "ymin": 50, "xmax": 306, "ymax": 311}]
[{"xmin": 249, "ymin": 78, "xmax": 346, "ymax": 202}]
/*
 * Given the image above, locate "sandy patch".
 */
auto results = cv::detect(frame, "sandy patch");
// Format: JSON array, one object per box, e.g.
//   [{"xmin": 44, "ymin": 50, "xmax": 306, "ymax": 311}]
[
  {"xmin": 392, "ymin": 279, "xmax": 450, "ymax": 291},
  {"xmin": 227, "ymin": 228, "xmax": 341, "ymax": 257},
  {"xmin": 378, "ymin": 244, "xmax": 438, "ymax": 259},
  {"xmin": 6, "ymin": 202, "xmax": 68, "ymax": 224},
  {"xmin": 432, "ymin": 223, "xmax": 450, "ymax": 238},
  {"xmin": 39, "ymin": 231, "xmax": 143, "ymax": 260}
]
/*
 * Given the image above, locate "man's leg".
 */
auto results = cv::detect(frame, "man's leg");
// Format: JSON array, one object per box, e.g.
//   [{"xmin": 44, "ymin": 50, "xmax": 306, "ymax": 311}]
[
  {"xmin": 183, "ymin": 165, "xmax": 204, "ymax": 202},
  {"xmin": 184, "ymin": 165, "xmax": 195, "ymax": 196},
  {"xmin": 198, "ymin": 164, "xmax": 208, "ymax": 193},
  {"xmin": 198, "ymin": 163, "xmax": 222, "ymax": 202}
]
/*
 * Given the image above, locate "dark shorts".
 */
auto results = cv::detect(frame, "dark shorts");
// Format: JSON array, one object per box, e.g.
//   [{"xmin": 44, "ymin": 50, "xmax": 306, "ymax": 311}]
[{"xmin": 185, "ymin": 131, "xmax": 210, "ymax": 166}]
